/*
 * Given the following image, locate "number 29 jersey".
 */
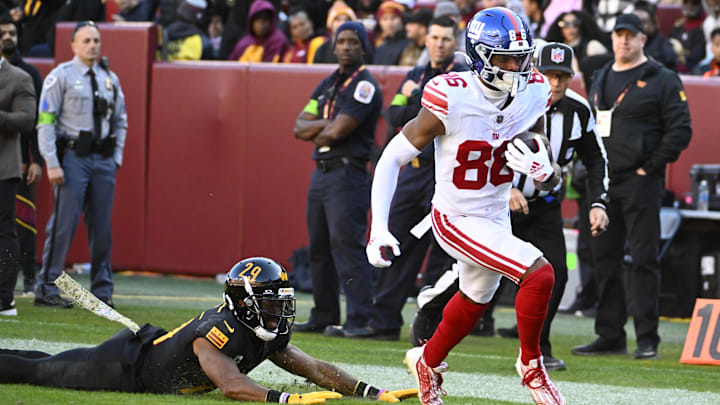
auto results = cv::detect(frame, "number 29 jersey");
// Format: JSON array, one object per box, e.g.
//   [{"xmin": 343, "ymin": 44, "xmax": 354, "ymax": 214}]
[{"xmin": 421, "ymin": 71, "xmax": 551, "ymax": 218}]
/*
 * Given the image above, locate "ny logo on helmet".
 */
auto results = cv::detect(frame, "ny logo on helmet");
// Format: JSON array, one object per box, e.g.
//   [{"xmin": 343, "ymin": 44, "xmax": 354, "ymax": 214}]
[
  {"xmin": 551, "ymin": 48, "xmax": 565, "ymax": 63},
  {"xmin": 466, "ymin": 20, "xmax": 486, "ymax": 41}
]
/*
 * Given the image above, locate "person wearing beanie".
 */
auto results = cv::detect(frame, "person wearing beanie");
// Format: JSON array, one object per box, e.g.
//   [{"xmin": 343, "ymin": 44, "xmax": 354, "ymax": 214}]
[
  {"xmin": 162, "ymin": 0, "xmax": 213, "ymax": 60},
  {"xmin": 294, "ymin": 21, "xmax": 384, "ymax": 340},
  {"xmin": 228, "ymin": 0, "xmax": 288, "ymax": 62},
  {"xmin": 372, "ymin": 0, "xmax": 410, "ymax": 65},
  {"xmin": 312, "ymin": 1, "xmax": 357, "ymax": 64}
]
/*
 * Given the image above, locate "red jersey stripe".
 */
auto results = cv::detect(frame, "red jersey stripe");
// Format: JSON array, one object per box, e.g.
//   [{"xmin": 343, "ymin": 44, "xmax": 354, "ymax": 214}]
[{"xmin": 422, "ymin": 90, "xmax": 449, "ymax": 111}]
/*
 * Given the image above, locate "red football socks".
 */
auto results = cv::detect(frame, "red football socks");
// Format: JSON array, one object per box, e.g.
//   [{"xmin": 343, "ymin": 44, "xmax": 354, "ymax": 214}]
[
  {"xmin": 424, "ymin": 292, "xmax": 487, "ymax": 368},
  {"xmin": 515, "ymin": 263, "xmax": 555, "ymax": 364}
]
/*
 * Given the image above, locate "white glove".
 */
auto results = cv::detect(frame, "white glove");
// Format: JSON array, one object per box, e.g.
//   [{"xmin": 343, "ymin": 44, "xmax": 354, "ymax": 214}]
[
  {"xmin": 505, "ymin": 135, "xmax": 554, "ymax": 182},
  {"xmin": 366, "ymin": 228, "xmax": 401, "ymax": 268}
]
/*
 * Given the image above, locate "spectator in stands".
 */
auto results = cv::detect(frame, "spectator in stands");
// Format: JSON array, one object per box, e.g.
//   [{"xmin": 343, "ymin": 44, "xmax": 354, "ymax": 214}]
[
  {"xmin": 313, "ymin": 1, "xmax": 357, "ymax": 64},
  {"xmin": 372, "ymin": 0, "xmax": 409, "ymax": 65},
  {"xmin": 111, "ymin": 0, "xmax": 158, "ymax": 22},
  {"xmin": 455, "ymin": 0, "xmax": 478, "ymax": 29},
  {"xmin": 162, "ymin": 0, "xmax": 212, "ymax": 60},
  {"xmin": 15, "ymin": 0, "xmax": 64, "ymax": 56},
  {"xmin": 595, "ymin": 0, "xmax": 635, "ymax": 32},
  {"xmin": 345, "ymin": 0, "xmax": 382, "ymax": 36},
  {"xmin": 0, "ymin": 13, "xmax": 42, "ymax": 297},
  {"xmin": 696, "ymin": 26, "xmax": 720, "ymax": 76},
  {"xmin": 398, "ymin": 8, "xmax": 432, "ymax": 66},
  {"xmin": 522, "ymin": 0, "xmax": 546, "ymax": 37},
  {"xmin": 634, "ymin": 2, "xmax": 678, "ymax": 70},
  {"xmin": 0, "ymin": 16, "xmax": 35, "ymax": 317},
  {"xmin": 282, "ymin": 7, "xmax": 326, "ymax": 63},
  {"xmin": 540, "ymin": 0, "xmax": 583, "ymax": 37},
  {"xmin": 669, "ymin": 0, "xmax": 707, "ymax": 73},
  {"xmin": 207, "ymin": 1, "xmax": 229, "ymax": 59},
  {"xmin": 545, "ymin": 10, "xmax": 609, "ymax": 73},
  {"xmin": 293, "ymin": 22, "xmax": 383, "ymax": 339},
  {"xmin": 572, "ymin": 13, "xmax": 691, "ymax": 361},
  {"xmin": 703, "ymin": 0, "xmax": 720, "ymax": 61},
  {"xmin": 228, "ymin": 0, "xmax": 288, "ymax": 62}
]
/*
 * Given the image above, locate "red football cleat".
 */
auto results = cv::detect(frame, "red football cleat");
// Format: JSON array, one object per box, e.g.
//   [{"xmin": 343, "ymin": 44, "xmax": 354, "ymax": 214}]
[
  {"xmin": 404, "ymin": 346, "xmax": 448, "ymax": 405},
  {"xmin": 515, "ymin": 350, "xmax": 566, "ymax": 405}
]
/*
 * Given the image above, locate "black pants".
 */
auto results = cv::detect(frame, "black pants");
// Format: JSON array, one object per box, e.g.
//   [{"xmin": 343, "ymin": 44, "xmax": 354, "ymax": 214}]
[
  {"xmin": 483, "ymin": 198, "xmax": 567, "ymax": 356},
  {"xmin": 591, "ymin": 173, "xmax": 664, "ymax": 347},
  {"xmin": 306, "ymin": 164, "xmax": 376, "ymax": 328},
  {"xmin": 16, "ymin": 174, "xmax": 38, "ymax": 291},
  {"xmin": 575, "ymin": 194, "xmax": 598, "ymax": 308},
  {"xmin": 0, "ymin": 328, "xmax": 131, "ymax": 390},
  {"xmin": 0, "ymin": 178, "xmax": 20, "ymax": 306},
  {"xmin": 370, "ymin": 164, "xmax": 453, "ymax": 332}
]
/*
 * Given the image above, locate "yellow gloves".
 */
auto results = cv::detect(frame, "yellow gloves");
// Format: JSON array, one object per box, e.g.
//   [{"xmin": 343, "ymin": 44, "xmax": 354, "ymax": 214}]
[
  {"xmin": 287, "ymin": 391, "xmax": 343, "ymax": 404},
  {"xmin": 381, "ymin": 389, "xmax": 419, "ymax": 402}
]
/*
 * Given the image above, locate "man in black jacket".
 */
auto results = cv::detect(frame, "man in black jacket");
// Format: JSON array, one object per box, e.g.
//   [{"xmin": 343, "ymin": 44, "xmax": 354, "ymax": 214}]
[{"xmin": 572, "ymin": 13, "xmax": 691, "ymax": 360}]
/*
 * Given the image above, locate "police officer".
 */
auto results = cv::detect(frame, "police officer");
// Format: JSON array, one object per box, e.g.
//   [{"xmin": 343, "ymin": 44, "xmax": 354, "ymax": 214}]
[
  {"xmin": 366, "ymin": 16, "xmax": 461, "ymax": 341},
  {"xmin": 36, "ymin": 21, "xmax": 128, "ymax": 308},
  {"xmin": 293, "ymin": 22, "xmax": 383, "ymax": 338},
  {"xmin": 409, "ymin": 43, "xmax": 610, "ymax": 371},
  {"xmin": 573, "ymin": 13, "xmax": 691, "ymax": 360},
  {"xmin": 0, "ymin": 257, "xmax": 416, "ymax": 403}
]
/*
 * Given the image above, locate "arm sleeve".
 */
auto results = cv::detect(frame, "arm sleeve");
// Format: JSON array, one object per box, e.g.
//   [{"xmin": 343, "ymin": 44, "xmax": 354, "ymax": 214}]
[
  {"xmin": 641, "ymin": 72, "xmax": 692, "ymax": 176},
  {"xmin": 370, "ymin": 133, "xmax": 421, "ymax": 229},
  {"xmin": 0, "ymin": 73, "xmax": 36, "ymax": 134},
  {"xmin": 111, "ymin": 75, "xmax": 129, "ymax": 167},
  {"xmin": 37, "ymin": 73, "xmax": 64, "ymax": 168},
  {"xmin": 576, "ymin": 108, "xmax": 609, "ymax": 207}
]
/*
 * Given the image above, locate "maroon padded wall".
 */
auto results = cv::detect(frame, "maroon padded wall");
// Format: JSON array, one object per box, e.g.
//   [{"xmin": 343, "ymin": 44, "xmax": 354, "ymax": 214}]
[{"xmin": 34, "ymin": 23, "xmax": 156, "ymax": 269}]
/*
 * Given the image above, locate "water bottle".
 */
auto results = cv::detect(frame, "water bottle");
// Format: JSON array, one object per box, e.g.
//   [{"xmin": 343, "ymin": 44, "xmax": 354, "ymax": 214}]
[{"xmin": 698, "ymin": 179, "xmax": 710, "ymax": 211}]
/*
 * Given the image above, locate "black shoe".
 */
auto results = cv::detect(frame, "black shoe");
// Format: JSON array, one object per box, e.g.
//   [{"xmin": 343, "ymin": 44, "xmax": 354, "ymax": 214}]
[
  {"xmin": 293, "ymin": 320, "xmax": 330, "ymax": 333},
  {"xmin": 632, "ymin": 345, "xmax": 658, "ymax": 360},
  {"xmin": 571, "ymin": 339, "xmax": 627, "ymax": 356},
  {"xmin": 0, "ymin": 300, "xmax": 17, "ymax": 316},
  {"xmin": 470, "ymin": 318, "xmax": 494, "ymax": 337},
  {"xmin": 543, "ymin": 355, "xmax": 566, "ymax": 371},
  {"xmin": 34, "ymin": 295, "xmax": 73, "ymax": 308},
  {"xmin": 497, "ymin": 325, "xmax": 519, "ymax": 339},
  {"xmin": 409, "ymin": 310, "xmax": 441, "ymax": 347},
  {"xmin": 323, "ymin": 325, "xmax": 395, "ymax": 339}
]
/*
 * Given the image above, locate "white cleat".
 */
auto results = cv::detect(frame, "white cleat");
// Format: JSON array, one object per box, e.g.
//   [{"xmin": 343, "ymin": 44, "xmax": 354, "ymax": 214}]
[
  {"xmin": 515, "ymin": 351, "xmax": 566, "ymax": 405},
  {"xmin": 404, "ymin": 345, "xmax": 448, "ymax": 405}
]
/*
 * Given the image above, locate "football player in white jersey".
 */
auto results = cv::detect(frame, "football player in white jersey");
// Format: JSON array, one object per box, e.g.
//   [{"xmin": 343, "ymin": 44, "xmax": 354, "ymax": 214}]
[{"xmin": 366, "ymin": 8, "xmax": 566, "ymax": 405}]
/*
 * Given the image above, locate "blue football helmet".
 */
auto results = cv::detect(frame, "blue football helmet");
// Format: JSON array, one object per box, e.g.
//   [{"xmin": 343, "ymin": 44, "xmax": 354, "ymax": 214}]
[{"xmin": 465, "ymin": 7, "xmax": 535, "ymax": 96}]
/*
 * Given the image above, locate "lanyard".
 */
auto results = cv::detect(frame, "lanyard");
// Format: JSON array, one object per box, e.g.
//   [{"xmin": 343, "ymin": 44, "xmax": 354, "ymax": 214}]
[
  {"xmin": 594, "ymin": 77, "xmax": 634, "ymax": 113},
  {"xmin": 323, "ymin": 66, "xmax": 365, "ymax": 119}
]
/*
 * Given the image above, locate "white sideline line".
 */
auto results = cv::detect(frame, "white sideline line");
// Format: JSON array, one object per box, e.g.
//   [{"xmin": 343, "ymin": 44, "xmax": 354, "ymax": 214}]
[{"xmin": 3, "ymin": 338, "xmax": 719, "ymax": 405}]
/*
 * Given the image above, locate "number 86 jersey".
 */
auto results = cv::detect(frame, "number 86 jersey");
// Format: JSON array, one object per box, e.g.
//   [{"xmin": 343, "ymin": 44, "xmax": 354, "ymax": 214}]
[{"xmin": 422, "ymin": 70, "xmax": 551, "ymax": 218}]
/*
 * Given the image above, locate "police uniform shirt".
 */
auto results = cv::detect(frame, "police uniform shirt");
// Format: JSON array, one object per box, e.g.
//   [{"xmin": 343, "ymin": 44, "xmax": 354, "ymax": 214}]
[
  {"xmin": 139, "ymin": 303, "xmax": 291, "ymax": 394},
  {"xmin": 37, "ymin": 56, "xmax": 128, "ymax": 169},
  {"xmin": 303, "ymin": 66, "xmax": 382, "ymax": 161},
  {"xmin": 513, "ymin": 88, "xmax": 609, "ymax": 206}
]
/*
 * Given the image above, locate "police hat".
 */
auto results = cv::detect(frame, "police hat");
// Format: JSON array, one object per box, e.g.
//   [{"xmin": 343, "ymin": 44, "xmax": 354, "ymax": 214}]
[{"xmin": 537, "ymin": 42, "xmax": 574, "ymax": 76}]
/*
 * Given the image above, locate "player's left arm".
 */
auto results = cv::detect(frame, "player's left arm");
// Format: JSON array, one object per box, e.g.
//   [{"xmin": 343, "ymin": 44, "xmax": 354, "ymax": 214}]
[
  {"xmin": 193, "ymin": 337, "xmax": 270, "ymax": 402},
  {"xmin": 270, "ymin": 344, "xmax": 415, "ymax": 402}
]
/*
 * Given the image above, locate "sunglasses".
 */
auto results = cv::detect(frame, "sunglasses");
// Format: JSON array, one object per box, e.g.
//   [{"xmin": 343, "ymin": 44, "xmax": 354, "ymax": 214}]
[{"xmin": 558, "ymin": 20, "xmax": 582, "ymax": 28}]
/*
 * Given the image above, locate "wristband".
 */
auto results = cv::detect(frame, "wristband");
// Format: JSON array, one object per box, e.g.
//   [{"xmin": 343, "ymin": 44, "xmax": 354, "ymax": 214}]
[
  {"xmin": 354, "ymin": 381, "xmax": 383, "ymax": 399},
  {"xmin": 266, "ymin": 390, "xmax": 290, "ymax": 403}
]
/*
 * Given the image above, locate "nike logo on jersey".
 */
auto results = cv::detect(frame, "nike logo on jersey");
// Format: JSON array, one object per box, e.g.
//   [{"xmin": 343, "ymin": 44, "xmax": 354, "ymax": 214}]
[{"xmin": 224, "ymin": 321, "xmax": 235, "ymax": 333}]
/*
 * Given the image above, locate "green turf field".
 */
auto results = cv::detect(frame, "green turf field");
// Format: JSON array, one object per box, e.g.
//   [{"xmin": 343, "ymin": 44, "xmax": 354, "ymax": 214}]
[{"xmin": 2, "ymin": 272, "xmax": 719, "ymax": 404}]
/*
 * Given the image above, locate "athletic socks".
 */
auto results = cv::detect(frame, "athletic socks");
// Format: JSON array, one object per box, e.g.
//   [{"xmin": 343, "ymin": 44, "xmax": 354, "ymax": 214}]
[
  {"xmin": 424, "ymin": 292, "xmax": 487, "ymax": 367},
  {"xmin": 515, "ymin": 263, "xmax": 555, "ymax": 364}
]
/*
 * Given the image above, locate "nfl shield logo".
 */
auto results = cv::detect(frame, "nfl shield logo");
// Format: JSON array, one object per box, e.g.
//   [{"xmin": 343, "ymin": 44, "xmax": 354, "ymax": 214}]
[{"xmin": 551, "ymin": 48, "xmax": 564, "ymax": 64}]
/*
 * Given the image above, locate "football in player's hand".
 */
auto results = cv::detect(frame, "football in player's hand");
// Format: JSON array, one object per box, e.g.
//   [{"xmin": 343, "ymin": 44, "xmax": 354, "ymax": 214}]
[{"xmin": 511, "ymin": 131, "xmax": 550, "ymax": 156}]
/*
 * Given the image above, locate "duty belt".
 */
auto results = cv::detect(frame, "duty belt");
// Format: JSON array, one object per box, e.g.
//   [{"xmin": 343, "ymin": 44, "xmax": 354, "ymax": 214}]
[
  {"xmin": 65, "ymin": 138, "xmax": 106, "ymax": 154},
  {"xmin": 315, "ymin": 157, "xmax": 366, "ymax": 173}
]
